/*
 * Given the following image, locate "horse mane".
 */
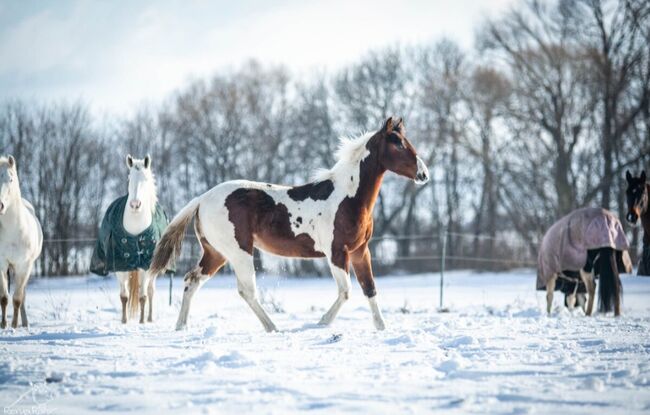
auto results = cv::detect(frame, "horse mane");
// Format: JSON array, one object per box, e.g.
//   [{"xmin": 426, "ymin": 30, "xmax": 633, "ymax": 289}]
[{"xmin": 312, "ymin": 131, "xmax": 375, "ymax": 183}]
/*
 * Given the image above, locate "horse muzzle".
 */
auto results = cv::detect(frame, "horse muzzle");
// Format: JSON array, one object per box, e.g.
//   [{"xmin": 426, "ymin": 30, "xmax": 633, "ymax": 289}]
[
  {"xmin": 129, "ymin": 199, "xmax": 143, "ymax": 211},
  {"xmin": 0, "ymin": 202, "xmax": 6, "ymax": 215},
  {"xmin": 414, "ymin": 157, "xmax": 430, "ymax": 185}
]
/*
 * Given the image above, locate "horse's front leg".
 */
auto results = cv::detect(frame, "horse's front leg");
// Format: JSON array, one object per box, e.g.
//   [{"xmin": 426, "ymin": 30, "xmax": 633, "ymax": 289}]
[
  {"xmin": 546, "ymin": 275, "xmax": 556, "ymax": 315},
  {"xmin": 0, "ymin": 268, "xmax": 8, "ymax": 329},
  {"xmin": 351, "ymin": 245, "xmax": 385, "ymax": 330},
  {"xmin": 318, "ymin": 252, "xmax": 351, "ymax": 327},
  {"xmin": 11, "ymin": 264, "xmax": 32, "ymax": 328},
  {"xmin": 138, "ymin": 269, "xmax": 151, "ymax": 324},
  {"xmin": 116, "ymin": 272, "xmax": 130, "ymax": 323}
]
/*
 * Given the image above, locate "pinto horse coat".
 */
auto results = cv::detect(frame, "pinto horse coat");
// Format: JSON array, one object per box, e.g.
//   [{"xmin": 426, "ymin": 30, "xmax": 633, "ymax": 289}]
[{"xmin": 150, "ymin": 117, "xmax": 429, "ymax": 331}]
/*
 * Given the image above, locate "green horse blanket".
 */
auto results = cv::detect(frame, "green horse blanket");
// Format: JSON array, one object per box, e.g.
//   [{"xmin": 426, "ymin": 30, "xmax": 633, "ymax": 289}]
[{"xmin": 90, "ymin": 196, "xmax": 174, "ymax": 276}]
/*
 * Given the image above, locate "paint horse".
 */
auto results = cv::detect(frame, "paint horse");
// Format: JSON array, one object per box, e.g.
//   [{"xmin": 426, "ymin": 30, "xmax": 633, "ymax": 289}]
[
  {"xmin": 91, "ymin": 155, "xmax": 173, "ymax": 323},
  {"xmin": 537, "ymin": 207, "xmax": 632, "ymax": 316},
  {"xmin": 150, "ymin": 117, "xmax": 429, "ymax": 331},
  {"xmin": 625, "ymin": 170, "xmax": 650, "ymax": 275},
  {"xmin": 0, "ymin": 156, "xmax": 43, "ymax": 328}
]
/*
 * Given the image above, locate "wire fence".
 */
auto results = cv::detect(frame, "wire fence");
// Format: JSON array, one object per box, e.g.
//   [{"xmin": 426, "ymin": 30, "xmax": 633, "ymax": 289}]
[{"xmin": 32, "ymin": 229, "xmax": 644, "ymax": 279}]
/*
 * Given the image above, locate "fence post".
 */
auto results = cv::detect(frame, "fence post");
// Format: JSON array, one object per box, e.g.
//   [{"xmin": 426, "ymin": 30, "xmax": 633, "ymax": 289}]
[
  {"xmin": 439, "ymin": 228, "xmax": 447, "ymax": 310},
  {"xmin": 169, "ymin": 272, "xmax": 173, "ymax": 306}
]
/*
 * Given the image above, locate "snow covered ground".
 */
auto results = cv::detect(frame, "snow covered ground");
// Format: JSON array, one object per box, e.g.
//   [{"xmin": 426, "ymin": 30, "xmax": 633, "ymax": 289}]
[{"xmin": 1, "ymin": 269, "xmax": 649, "ymax": 414}]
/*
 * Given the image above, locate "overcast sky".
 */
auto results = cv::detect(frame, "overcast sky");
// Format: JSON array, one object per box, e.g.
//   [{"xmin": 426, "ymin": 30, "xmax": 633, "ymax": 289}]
[{"xmin": 0, "ymin": 0, "xmax": 514, "ymax": 115}]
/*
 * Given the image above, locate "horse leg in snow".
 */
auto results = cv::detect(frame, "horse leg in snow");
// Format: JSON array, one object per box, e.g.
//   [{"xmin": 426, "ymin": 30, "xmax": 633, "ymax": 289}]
[
  {"xmin": 580, "ymin": 269, "xmax": 596, "ymax": 316},
  {"xmin": 232, "ymin": 253, "xmax": 277, "ymax": 332},
  {"xmin": 0, "ymin": 268, "xmax": 8, "ymax": 329},
  {"xmin": 138, "ymin": 270, "xmax": 150, "ymax": 324},
  {"xmin": 11, "ymin": 264, "xmax": 32, "ymax": 328},
  {"xmin": 351, "ymin": 246, "xmax": 385, "ymax": 330},
  {"xmin": 116, "ymin": 272, "xmax": 130, "ymax": 323},
  {"xmin": 176, "ymin": 241, "xmax": 227, "ymax": 330},
  {"xmin": 546, "ymin": 276, "xmax": 556, "ymax": 315},
  {"xmin": 318, "ymin": 260, "xmax": 351, "ymax": 327},
  {"xmin": 19, "ymin": 296, "xmax": 27, "ymax": 327},
  {"xmin": 147, "ymin": 275, "xmax": 156, "ymax": 322}
]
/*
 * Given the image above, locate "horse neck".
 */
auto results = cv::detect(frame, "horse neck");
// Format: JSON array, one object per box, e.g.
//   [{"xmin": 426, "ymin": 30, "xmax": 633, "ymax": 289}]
[
  {"xmin": 352, "ymin": 149, "xmax": 385, "ymax": 213},
  {"xmin": 0, "ymin": 191, "xmax": 26, "ymax": 232},
  {"xmin": 642, "ymin": 183, "xmax": 650, "ymax": 244}
]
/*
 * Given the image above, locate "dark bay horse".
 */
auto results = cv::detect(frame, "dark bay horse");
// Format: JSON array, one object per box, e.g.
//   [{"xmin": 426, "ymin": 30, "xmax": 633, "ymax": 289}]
[
  {"xmin": 150, "ymin": 117, "xmax": 429, "ymax": 331},
  {"xmin": 625, "ymin": 170, "xmax": 649, "ymax": 275}
]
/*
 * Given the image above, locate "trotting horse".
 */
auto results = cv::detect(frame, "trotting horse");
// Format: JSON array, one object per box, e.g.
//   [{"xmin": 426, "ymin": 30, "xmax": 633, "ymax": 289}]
[
  {"xmin": 625, "ymin": 170, "xmax": 649, "ymax": 275},
  {"xmin": 150, "ymin": 117, "xmax": 429, "ymax": 331},
  {"xmin": 91, "ymin": 155, "xmax": 171, "ymax": 323},
  {"xmin": 537, "ymin": 207, "xmax": 632, "ymax": 316},
  {"xmin": 0, "ymin": 156, "xmax": 43, "ymax": 328}
]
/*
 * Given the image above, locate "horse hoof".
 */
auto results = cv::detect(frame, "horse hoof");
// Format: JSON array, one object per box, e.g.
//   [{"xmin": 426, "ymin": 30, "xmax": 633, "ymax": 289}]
[
  {"xmin": 175, "ymin": 324, "xmax": 187, "ymax": 331},
  {"xmin": 0, "ymin": 321, "xmax": 6, "ymax": 329},
  {"xmin": 265, "ymin": 325, "xmax": 278, "ymax": 333},
  {"xmin": 147, "ymin": 317, "xmax": 153, "ymax": 323}
]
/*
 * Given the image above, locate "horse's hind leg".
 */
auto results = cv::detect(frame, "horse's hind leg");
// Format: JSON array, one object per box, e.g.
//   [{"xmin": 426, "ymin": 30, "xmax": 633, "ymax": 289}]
[
  {"xmin": 231, "ymin": 253, "xmax": 277, "ymax": 333},
  {"xmin": 546, "ymin": 276, "xmax": 556, "ymax": 315},
  {"xmin": 580, "ymin": 269, "xmax": 595, "ymax": 316},
  {"xmin": 147, "ymin": 274, "xmax": 156, "ymax": 322},
  {"xmin": 0, "ymin": 269, "xmax": 8, "ymax": 329},
  {"xmin": 176, "ymin": 238, "xmax": 226, "ymax": 330}
]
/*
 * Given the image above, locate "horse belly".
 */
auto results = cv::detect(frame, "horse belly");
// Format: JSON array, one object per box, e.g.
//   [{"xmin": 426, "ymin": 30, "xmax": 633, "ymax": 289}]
[{"xmin": 253, "ymin": 233, "xmax": 325, "ymax": 259}]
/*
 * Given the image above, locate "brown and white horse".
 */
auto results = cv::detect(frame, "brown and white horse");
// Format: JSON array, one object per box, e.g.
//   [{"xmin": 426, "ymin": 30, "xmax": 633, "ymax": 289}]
[
  {"xmin": 150, "ymin": 117, "xmax": 429, "ymax": 331},
  {"xmin": 625, "ymin": 170, "xmax": 649, "ymax": 275}
]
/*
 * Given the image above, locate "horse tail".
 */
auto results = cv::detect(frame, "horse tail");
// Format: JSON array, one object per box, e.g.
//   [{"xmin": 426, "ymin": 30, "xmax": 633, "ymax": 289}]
[
  {"xmin": 149, "ymin": 197, "xmax": 200, "ymax": 276},
  {"xmin": 128, "ymin": 270, "xmax": 140, "ymax": 318},
  {"xmin": 597, "ymin": 247, "xmax": 622, "ymax": 314}
]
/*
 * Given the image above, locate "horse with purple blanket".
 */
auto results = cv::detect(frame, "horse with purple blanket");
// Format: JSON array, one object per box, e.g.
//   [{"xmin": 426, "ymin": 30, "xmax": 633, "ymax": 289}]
[{"xmin": 537, "ymin": 207, "xmax": 633, "ymax": 316}]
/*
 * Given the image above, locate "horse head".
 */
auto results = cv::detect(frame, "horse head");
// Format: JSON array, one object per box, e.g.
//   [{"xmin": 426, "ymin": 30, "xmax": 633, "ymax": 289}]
[
  {"xmin": 373, "ymin": 117, "xmax": 429, "ymax": 185},
  {"xmin": 126, "ymin": 154, "xmax": 157, "ymax": 214},
  {"xmin": 0, "ymin": 155, "xmax": 19, "ymax": 215},
  {"xmin": 625, "ymin": 170, "xmax": 647, "ymax": 226}
]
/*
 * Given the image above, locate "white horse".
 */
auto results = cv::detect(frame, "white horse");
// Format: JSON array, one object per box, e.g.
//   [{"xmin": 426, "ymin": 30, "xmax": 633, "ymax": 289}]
[
  {"xmin": 0, "ymin": 156, "xmax": 43, "ymax": 328},
  {"xmin": 116, "ymin": 155, "xmax": 159, "ymax": 324}
]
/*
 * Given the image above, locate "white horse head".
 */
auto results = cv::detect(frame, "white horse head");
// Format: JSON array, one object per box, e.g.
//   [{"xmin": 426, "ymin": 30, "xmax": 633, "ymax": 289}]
[
  {"xmin": 0, "ymin": 155, "xmax": 20, "ymax": 215},
  {"xmin": 125, "ymin": 154, "xmax": 157, "ymax": 214}
]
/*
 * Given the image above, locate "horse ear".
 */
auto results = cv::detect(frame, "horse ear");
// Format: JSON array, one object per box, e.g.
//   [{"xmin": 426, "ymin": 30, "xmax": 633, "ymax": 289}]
[
  {"xmin": 144, "ymin": 154, "xmax": 151, "ymax": 169},
  {"xmin": 126, "ymin": 154, "xmax": 133, "ymax": 168},
  {"xmin": 382, "ymin": 117, "xmax": 394, "ymax": 133},
  {"xmin": 395, "ymin": 117, "xmax": 404, "ymax": 132},
  {"xmin": 642, "ymin": 170, "xmax": 647, "ymax": 182},
  {"xmin": 7, "ymin": 155, "xmax": 15, "ymax": 169},
  {"xmin": 626, "ymin": 170, "xmax": 632, "ymax": 182}
]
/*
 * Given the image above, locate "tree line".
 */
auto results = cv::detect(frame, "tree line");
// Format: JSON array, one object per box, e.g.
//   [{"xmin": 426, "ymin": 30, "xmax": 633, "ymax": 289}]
[{"xmin": 1, "ymin": 0, "xmax": 648, "ymax": 276}]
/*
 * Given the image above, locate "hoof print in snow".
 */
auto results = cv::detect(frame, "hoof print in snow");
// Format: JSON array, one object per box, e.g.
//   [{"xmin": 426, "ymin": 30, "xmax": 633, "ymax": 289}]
[{"xmin": 324, "ymin": 333, "xmax": 343, "ymax": 344}]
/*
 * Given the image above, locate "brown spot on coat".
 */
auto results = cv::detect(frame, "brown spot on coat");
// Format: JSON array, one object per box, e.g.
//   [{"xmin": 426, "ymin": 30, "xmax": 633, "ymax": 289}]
[
  {"xmin": 225, "ymin": 188, "xmax": 325, "ymax": 258},
  {"xmin": 287, "ymin": 180, "xmax": 334, "ymax": 201}
]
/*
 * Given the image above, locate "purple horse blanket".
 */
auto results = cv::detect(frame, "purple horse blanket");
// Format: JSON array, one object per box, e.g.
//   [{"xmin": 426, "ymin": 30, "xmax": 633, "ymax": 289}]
[{"xmin": 537, "ymin": 207, "xmax": 632, "ymax": 289}]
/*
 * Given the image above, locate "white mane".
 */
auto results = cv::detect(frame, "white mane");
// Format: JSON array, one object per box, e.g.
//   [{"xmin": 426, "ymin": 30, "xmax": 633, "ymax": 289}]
[{"xmin": 312, "ymin": 131, "xmax": 375, "ymax": 183}]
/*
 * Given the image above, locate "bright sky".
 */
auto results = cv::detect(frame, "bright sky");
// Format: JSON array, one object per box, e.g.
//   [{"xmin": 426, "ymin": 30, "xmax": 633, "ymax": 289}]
[{"xmin": 0, "ymin": 0, "xmax": 514, "ymax": 116}]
